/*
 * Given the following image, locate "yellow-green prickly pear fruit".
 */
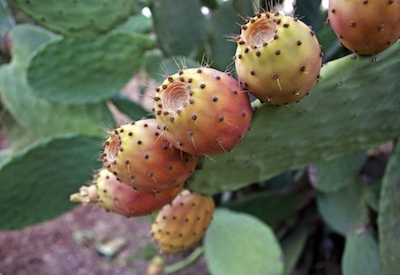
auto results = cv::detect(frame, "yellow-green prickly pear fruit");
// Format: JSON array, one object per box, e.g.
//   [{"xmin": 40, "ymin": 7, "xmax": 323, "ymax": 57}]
[
  {"xmin": 235, "ymin": 11, "xmax": 322, "ymax": 105},
  {"xmin": 150, "ymin": 190, "xmax": 215, "ymax": 254}
]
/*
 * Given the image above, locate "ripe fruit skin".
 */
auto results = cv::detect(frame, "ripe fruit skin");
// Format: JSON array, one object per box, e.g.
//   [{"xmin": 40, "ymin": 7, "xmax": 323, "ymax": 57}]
[
  {"xmin": 235, "ymin": 12, "xmax": 322, "ymax": 105},
  {"xmin": 150, "ymin": 190, "xmax": 215, "ymax": 254},
  {"xmin": 154, "ymin": 67, "xmax": 252, "ymax": 156},
  {"xmin": 102, "ymin": 119, "xmax": 197, "ymax": 191},
  {"xmin": 329, "ymin": 0, "xmax": 400, "ymax": 55},
  {"xmin": 70, "ymin": 169, "xmax": 183, "ymax": 217}
]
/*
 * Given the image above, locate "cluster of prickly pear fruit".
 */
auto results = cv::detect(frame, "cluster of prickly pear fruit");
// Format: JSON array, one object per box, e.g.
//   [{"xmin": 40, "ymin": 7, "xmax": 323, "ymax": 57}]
[
  {"xmin": 70, "ymin": 169, "xmax": 184, "ymax": 217},
  {"xmin": 154, "ymin": 67, "xmax": 253, "ymax": 156},
  {"xmin": 234, "ymin": 11, "xmax": 323, "ymax": 105},
  {"xmin": 151, "ymin": 190, "xmax": 215, "ymax": 254},
  {"xmin": 328, "ymin": 0, "xmax": 400, "ymax": 55}
]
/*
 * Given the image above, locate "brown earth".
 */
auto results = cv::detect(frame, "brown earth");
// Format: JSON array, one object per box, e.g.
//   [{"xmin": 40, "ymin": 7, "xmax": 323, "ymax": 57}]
[{"xmin": 0, "ymin": 205, "xmax": 210, "ymax": 275}]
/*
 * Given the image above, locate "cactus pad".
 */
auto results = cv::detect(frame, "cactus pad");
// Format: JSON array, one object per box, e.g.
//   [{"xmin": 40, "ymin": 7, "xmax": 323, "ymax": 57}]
[
  {"xmin": 0, "ymin": 134, "xmax": 102, "ymax": 230},
  {"xmin": 0, "ymin": 25, "xmax": 114, "ymax": 137},
  {"xmin": 27, "ymin": 33, "xmax": 154, "ymax": 104},
  {"xmin": 8, "ymin": 0, "xmax": 135, "ymax": 36}
]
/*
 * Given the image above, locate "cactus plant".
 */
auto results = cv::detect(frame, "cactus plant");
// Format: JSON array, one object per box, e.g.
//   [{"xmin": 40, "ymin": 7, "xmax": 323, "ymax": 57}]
[{"xmin": 1, "ymin": 0, "xmax": 400, "ymax": 274}]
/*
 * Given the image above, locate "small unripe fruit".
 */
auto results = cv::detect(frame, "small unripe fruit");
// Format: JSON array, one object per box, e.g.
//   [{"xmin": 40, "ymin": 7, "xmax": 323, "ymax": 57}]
[
  {"xmin": 235, "ymin": 12, "xmax": 322, "ymax": 105},
  {"xmin": 329, "ymin": 0, "xmax": 400, "ymax": 55},
  {"xmin": 70, "ymin": 169, "xmax": 184, "ymax": 217},
  {"xmin": 154, "ymin": 67, "xmax": 252, "ymax": 156},
  {"xmin": 151, "ymin": 190, "xmax": 215, "ymax": 254},
  {"xmin": 102, "ymin": 119, "xmax": 197, "ymax": 191}
]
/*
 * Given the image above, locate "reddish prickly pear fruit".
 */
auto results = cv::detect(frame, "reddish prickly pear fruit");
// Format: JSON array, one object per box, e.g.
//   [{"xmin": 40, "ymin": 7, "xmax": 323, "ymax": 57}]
[
  {"xmin": 153, "ymin": 67, "xmax": 252, "ymax": 156},
  {"xmin": 102, "ymin": 119, "xmax": 197, "ymax": 191},
  {"xmin": 150, "ymin": 190, "xmax": 215, "ymax": 254},
  {"xmin": 234, "ymin": 12, "xmax": 322, "ymax": 105},
  {"xmin": 70, "ymin": 169, "xmax": 184, "ymax": 217},
  {"xmin": 328, "ymin": 0, "xmax": 400, "ymax": 55}
]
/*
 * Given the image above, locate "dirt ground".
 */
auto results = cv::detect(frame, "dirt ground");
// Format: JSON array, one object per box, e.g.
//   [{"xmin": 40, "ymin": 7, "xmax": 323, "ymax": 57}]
[{"xmin": 0, "ymin": 205, "xmax": 210, "ymax": 275}]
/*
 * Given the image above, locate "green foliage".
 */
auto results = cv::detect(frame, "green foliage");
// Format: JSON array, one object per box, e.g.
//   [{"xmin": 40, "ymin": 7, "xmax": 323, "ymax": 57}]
[
  {"xmin": 311, "ymin": 151, "xmax": 366, "ymax": 192},
  {"xmin": 188, "ymin": 44, "xmax": 400, "ymax": 194},
  {"xmin": 0, "ymin": 134, "xmax": 102, "ymax": 230},
  {"xmin": 226, "ymin": 191, "xmax": 303, "ymax": 228},
  {"xmin": 378, "ymin": 142, "xmax": 400, "ymax": 275},
  {"xmin": 8, "ymin": 0, "xmax": 136, "ymax": 36},
  {"xmin": 150, "ymin": 0, "xmax": 207, "ymax": 57},
  {"xmin": 0, "ymin": 0, "xmax": 14, "ymax": 37},
  {"xmin": 316, "ymin": 181, "xmax": 368, "ymax": 235},
  {"xmin": 294, "ymin": 0, "xmax": 322, "ymax": 31},
  {"xmin": 0, "ymin": 25, "xmax": 114, "ymax": 139},
  {"xmin": 27, "ymin": 33, "xmax": 154, "ymax": 104},
  {"xmin": 110, "ymin": 94, "xmax": 150, "ymax": 121},
  {"xmin": 342, "ymin": 229, "xmax": 381, "ymax": 275},
  {"xmin": 281, "ymin": 221, "xmax": 309, "ymax": 274},
  {"xmin": 209, "ymin": 3, "xmax": 237, "ymax": 71},
  {"xmin": 204, "ymin": 209, "xmax": 284, "ymax": 275}
]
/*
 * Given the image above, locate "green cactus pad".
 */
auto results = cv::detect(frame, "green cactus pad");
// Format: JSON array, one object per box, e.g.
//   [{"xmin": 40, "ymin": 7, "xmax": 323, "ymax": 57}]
[
  {"xmin": 0, "ymin": 134, "xmax": 102, "ymax": 230},
  {"xmin": 0, "ymin": 25, "xmax": 114, "ymax": 138},
  {"xmin": 316, "ymin": 181, "xmax": 368, "ymax": 235},
  {"xmin": 342, "ymin": 229, "xmax": 381, "ymax": 275},
  {"xmin": 151, "ymin": 0, "xmax": 207, "ymax": 57},
  {"xmin": 310, "ymin": 151, "xmax": 366, "ymax": 193},
  {"xmin": 378, "ymin": 142, "xmax": 400, "ymax": 275},
  {"xmin": 8, "ymin": 0, "xmax": 135, "ymax": 36},
  {"xmin": 143, "ymin": 50, "xmax": 198, "ymax": 83},
  {"xmin": 188, "ymin": 42, "xmax": 400, "ymax": 195},
  {"xmin": 204, "ymin": 209, "xmax": 284, "ymax": 275},
  {"xmin": 209, "ymin": 3, "xmax": 238, "ymax": 71},
  {"xmin": 225, "ymin": 191, "xmax": 303, "ymax": 228},
  {"xmin": 113, "ymin": 14, "xmax": 152, "ymax": 35},
  {"xmin": 281, "ymin": 221, "xmax": 309, "ymax": 274},
  {"xmin": 27, "ymin": 33, "xmax": 154, "ymax": 104},
  {"xmin": 110, "ymin": 94, "xmax": 150, "ymax": 121},
  {"xmin": 1, "ymin": 111, "xmax": 39, "ymax": 151},
  {"xmin": 0, "ymin": 0, "xmax": 15, "ymax": 38}
]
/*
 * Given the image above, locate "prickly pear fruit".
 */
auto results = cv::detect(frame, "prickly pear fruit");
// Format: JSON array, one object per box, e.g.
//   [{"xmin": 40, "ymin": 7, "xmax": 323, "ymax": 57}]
[
  {"xmin": 153, "ymin": 67, "xmax": 252, "ymax": 156},
  {"xmin": 102, "ymin": 119, "xmax": 197, "ymax": 191},
  {"xmin": 150, "ymin": 190, "xmax": 215, "ymax": 254},
  {"xmin": 70, "ymin": 169, "xmax": 184, "ymax": 217},
  {"xmin": 328, "ymin": 0, "xmax": 400, "ymax": 55},
  {"xmin": 234, "ymin": 12, "xmax": 322, "ymax": 105}
]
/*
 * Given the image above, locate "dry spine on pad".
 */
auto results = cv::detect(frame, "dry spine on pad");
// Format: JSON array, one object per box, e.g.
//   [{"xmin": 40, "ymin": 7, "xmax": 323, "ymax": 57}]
[
  {"xmin": 102, "ymin": 119, "xmax": 197, "ymax": 192},
  {"xmin": 70, "ymin": 169, "xmax": 184, "ymax": 217},
  {"xmin": 150, "ymin": 190, "xmax": 215, "ymax": 254},
  {"xmin": 234, "ymin": 11, "xmax": 322, "ymax": 105},
  {"xmin": 153, "ymin": 67, "xmax": 253, "ymax": 157}
]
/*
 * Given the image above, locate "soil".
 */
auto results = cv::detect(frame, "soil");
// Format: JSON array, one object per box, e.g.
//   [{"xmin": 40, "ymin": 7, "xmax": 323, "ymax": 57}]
[{"xmin": 0, "ymin": 205, "xmax": 210, "ymax": 275}]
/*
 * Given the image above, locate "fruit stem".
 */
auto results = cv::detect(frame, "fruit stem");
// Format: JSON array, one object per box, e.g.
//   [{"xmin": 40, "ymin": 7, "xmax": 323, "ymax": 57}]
[{"xmin": 164, "ymin": 246, "xmax": 204, "ymax": 274}]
